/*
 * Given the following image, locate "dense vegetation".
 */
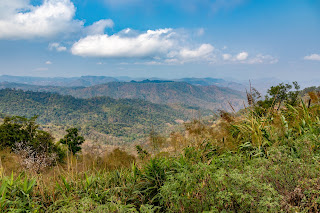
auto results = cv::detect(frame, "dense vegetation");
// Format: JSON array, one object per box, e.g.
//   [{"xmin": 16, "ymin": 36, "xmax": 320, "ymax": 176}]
[
  {"xmin": 0, "ymin": 89, "xmax": 191, "ymax": 144},
  {"xmin": 0, "ymin": 81, "xmax": 246, "ymax": 111},
  {"xmin": 0, "ymin": 83, "xmax": 320, "ymax": 212}
]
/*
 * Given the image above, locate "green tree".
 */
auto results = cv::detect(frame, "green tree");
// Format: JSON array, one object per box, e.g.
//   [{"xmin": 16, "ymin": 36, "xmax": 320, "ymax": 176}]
[
  {"xmin": 0, "ymin": 116, "xmax": 38, "ymax": 149},
  {"xmin": 59, "ymin": 128, "xmax": 85, "ymax": 155},
  {"xmin": 266, "ymin": 81, "xmax": 300, "ymax": 109},
  {"xmin": 0, "ymin": 115, "xmax": 64, "ymax": 163},
  {"xmin": 254, "ymin": 82, "xmax": 301, "ymax": 115}
]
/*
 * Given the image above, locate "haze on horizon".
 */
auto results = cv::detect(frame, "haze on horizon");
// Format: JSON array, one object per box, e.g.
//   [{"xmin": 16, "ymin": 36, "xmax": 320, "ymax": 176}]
[{"xmin": 0, "ymin": 0, "xmax": 319, "ymax": 81}]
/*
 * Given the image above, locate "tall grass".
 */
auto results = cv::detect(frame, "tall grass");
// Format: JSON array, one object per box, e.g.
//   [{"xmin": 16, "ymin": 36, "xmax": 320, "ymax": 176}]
[{"xmin": 1, "ymin": 96, "xmax": 320, "ymax": 212}]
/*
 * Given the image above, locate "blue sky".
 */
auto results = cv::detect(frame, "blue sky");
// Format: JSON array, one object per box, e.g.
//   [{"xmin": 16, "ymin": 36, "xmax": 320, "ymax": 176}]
[{"xmin": 0, "ymin": 0, "xmax": 319, "ymax": 80}]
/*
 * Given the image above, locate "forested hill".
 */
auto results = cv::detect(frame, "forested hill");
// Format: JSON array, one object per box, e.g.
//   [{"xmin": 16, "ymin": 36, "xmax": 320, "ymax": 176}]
[
  {"xmin": 0, "ymin": 89, "xmax": 191, "ymax": 144},
  {"xmin": 0, "ymin": 81, "xmax": 246, "ymax": 111}
]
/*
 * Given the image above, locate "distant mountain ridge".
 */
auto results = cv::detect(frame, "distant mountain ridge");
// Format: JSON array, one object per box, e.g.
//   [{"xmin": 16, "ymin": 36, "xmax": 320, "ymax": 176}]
[
  {"xmin": 0, "ymin": 75, "xmax": 119, "ymax": 87},
  {"xmin": 175, "ymin": 77, "xmax": 246, "ymax": 92},
  {"xmin": 0, "ymin": 81, "xmax": 246, "ymax": 111},
  {"xmin": 0, "ymin": 75, "xmax": 245, "ymax": 91},
  {"xmin": 0, "ymin": 88, "xmax": 191, "ymax": 144}
]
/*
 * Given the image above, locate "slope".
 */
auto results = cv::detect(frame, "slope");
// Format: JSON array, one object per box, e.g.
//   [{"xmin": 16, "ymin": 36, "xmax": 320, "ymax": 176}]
[{"xmin": 0, "ymin": 89, "xmax": 191, "ymax": 144}]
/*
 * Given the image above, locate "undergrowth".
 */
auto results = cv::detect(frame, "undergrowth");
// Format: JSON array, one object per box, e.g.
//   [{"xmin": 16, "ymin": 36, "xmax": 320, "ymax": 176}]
[{"xmin": 1, "ymin": 84, "xmax": 320, "ymax": 212}]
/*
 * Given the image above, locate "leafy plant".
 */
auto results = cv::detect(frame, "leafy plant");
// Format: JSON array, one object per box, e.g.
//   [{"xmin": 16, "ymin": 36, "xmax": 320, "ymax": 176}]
[{"xmin": 60, "ymin": 128, "xmax": 85, "ymax": 155}]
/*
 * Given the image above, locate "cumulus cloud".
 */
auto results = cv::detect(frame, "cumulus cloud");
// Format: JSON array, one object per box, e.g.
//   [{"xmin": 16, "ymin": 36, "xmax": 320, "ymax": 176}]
[
  {"xmin": 304, "ymin": 54, "xmax": 320, "ymax": 61},
  {"xmin": 179, "ymin": 44, "xmax": 214, "ymax": 59},
  {"xmin": 71, "ymin": 28, "xmax": 218, "ymax": 64},
  {"xmin": 166, "ymin": 44, "xmax": 215, "ymax": 64},
  {"xmin": 49, "ymin": 43, "xmax": 67, "ymax": 52},
  {"xmin": 0, "ymin": 0, "xmax": 83, "ymax": 39},
  {"xmin": 222, "ymin": 53, "xmax": 232, "ymax": 60},
  {"xmin": 236, "ymin": 51, "xmax": 249, "ymax": 61},
  {"xmin": 71, "ymin": 26, "xmax": 277, "ymax": 65},
  {"xmin": 222, "ymin": 52, "xmax": 277, "ymax": 64},
  {"xmin": 85, "ymin": 19, "xmax": 114, "ymax": 35},
  {"xmin": 0, "ymin": 0, "xmax": 29, "ymax": 19},
  {"xmin": 45, "ymin": 61, "xmax": 52, "ymax": 65},
  {"xmin": 246, "ymin": 54, "xmax": 278, "ymax": 64},
  {"xmin": 71, "ymin": 28, "xmax": 176, "ymax": 58}
]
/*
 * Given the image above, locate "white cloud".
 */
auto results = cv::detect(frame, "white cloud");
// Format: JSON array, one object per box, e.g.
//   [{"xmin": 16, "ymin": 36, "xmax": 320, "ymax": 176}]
[
  {"xmin": 179, "ymin": 44, "xmax": 214, "ymax": 59},
  {"xmin": 49, "ymin": 43, "xmax": 67, "ymax": 52},
  {"xmin": 71, "ymin": 28, "xmax": 175, "ymax": 58},
  {"xmin": 304, "ymin": 54, "xmax": 320, "ymax": 61},
  {"xmin": 71, "ymin": 26, "xmax": 277, "ymax": 65},
  {"xmin": 85, "ymin": 19, "xmax": 114, "ymax": 35},
  {"xmin": 166, "ymin": 44, "xmax": 215, "ymax": 64},
  {"xmin": 236, "ymin": 51, "xmax": 248, "ymax": 61},
  {"xmin": 221, "ymin": 52, "xmax": 277, "ymax": 64},
  {"xmin": 164, "ymin": 58, "xmax": 180, "ymax": 64},
  {"xmin": 222, "ymin": 53, "xmax": 232, "ymax": 60},
  {"xmin": 0, "ymin": 0, "xmax": 83, "ymax": 39},
  {"xmin": 71, "ymin": 28, "xmax": 217, "ymax": 64},
  {"xmin": 45, "ymin": 61, "xmax": 52, "ymax": 65},
  {"xmin": 0, "ymin": 0, "xmax": 29, "ymax": 19},
  {"xmin": 246, "ymin": 54, "xmax": 278, "ymax": 64}
]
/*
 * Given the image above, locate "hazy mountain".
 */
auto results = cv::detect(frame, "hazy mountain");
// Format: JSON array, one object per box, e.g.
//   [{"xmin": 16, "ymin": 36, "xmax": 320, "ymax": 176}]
[
  {"xmin": 0, "ymin": 75, "xmax": 247, "ymax": 92},
  {"xmin": 0, "ymin": 88, "xmax": 192, "ymax": 144},
  {"xmin": 0, "ymin": 75, "xmax": 119, "ymax": 87},
  {"xmin": 175, "ymin": 77, "xmax": 246, "ymax": 92},
  {"xmin": 0, "ymin": 81, "xmax": 246, "ymax": 111}
]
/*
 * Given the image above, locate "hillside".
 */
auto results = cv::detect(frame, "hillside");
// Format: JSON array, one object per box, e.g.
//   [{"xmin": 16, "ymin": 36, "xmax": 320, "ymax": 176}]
[
  {"xmin": 175, "ymin": 77, "xmax": 246, "ymax": 91},
  {"xmin": 0, "ymin": 81, "xmax": 246, "ymax": 111},
  {"xmin": 1, "ymin": 83, "xmax": 320, "ymax": 212},
  {"xmin": 0, "ymin": 75, "xmax": 246, "ymax": 90},
  {"xmin": 0, "ymin": 89, "xmax": 191, "ymax": 144}
]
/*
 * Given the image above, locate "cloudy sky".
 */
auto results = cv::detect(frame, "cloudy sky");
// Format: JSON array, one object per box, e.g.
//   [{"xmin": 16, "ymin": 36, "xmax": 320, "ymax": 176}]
[{"xmin": 0, "ymin": 0, "xmax": 319, "ymax": 80}]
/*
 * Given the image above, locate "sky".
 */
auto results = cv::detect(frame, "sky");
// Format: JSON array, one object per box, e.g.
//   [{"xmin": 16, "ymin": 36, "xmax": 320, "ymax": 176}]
[{"xmin": 0, "ymin": 0, "xmax": 319, "ymax": 81}]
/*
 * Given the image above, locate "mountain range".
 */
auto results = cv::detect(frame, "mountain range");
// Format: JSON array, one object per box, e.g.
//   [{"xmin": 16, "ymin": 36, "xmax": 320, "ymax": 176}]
[
  {"xmin": 0, "ymin": 89, "xmax": 195, "ymax": 145},
  {"xmin": 0, "ymin": 75, "xmax": 245, "ymax": 91},
  {"xmin": 0, "ymin": 80, "xmax": 246, "ymax": 111}
]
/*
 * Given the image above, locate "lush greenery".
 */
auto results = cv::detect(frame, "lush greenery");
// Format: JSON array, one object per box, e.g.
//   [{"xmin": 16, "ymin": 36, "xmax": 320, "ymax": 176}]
[
  {"xmin": 59, "ymin": 128, "xmax": 85, "ymax": 155},
  {"xmin": 0, "ymin": 84, "xmax": 320, "ymax": 212},
  {"xmin": 0, "ymin": 116, "xmax": 65, "ymax": 164},
  {"xmin": 0, "ymin": 81, "xmax": 245, "ymax": 111},
  {"xmin": 0, "ymin": 89, "xmax": 192, "ymax": 143}
]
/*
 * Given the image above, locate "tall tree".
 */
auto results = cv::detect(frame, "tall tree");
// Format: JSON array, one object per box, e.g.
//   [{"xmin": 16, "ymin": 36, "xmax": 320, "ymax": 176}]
[{"xmin": 59, "ymin": 128, "xmax": 85, "ymax": 155}]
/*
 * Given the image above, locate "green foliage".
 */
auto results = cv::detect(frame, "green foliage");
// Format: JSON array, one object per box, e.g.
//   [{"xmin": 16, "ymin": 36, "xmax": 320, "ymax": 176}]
[
  {"xmin": 59, "ymin": 128, "xmax": 85, "ymax": 155},
  {"xmin": 0, "ymin": 115, "xmax": 64, "ymax": 162},
  {"xmin": 0, "ymin": 89, "xmax": 191, "ymax": 143},
  {"xmin": 255, "ymin": 81, "xmax": 300, "ymax": 115},
  {"xmin": 0, "ymin": 173, "xmax": 40, "ymax": 212},
  {"xmin": 0, "ymin": 80, "xmax": 246, "ymax": 111},
  {"xmin": 136, "ymin": 145, "xmax": 150, "ymax": 160},
  {"xmin": 1, "ymin": 83, "xmax": 320, "ymax": 212},
  {"xmin": 0, "ymin": 116, "xmax": 38, "ymax": 148}
]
